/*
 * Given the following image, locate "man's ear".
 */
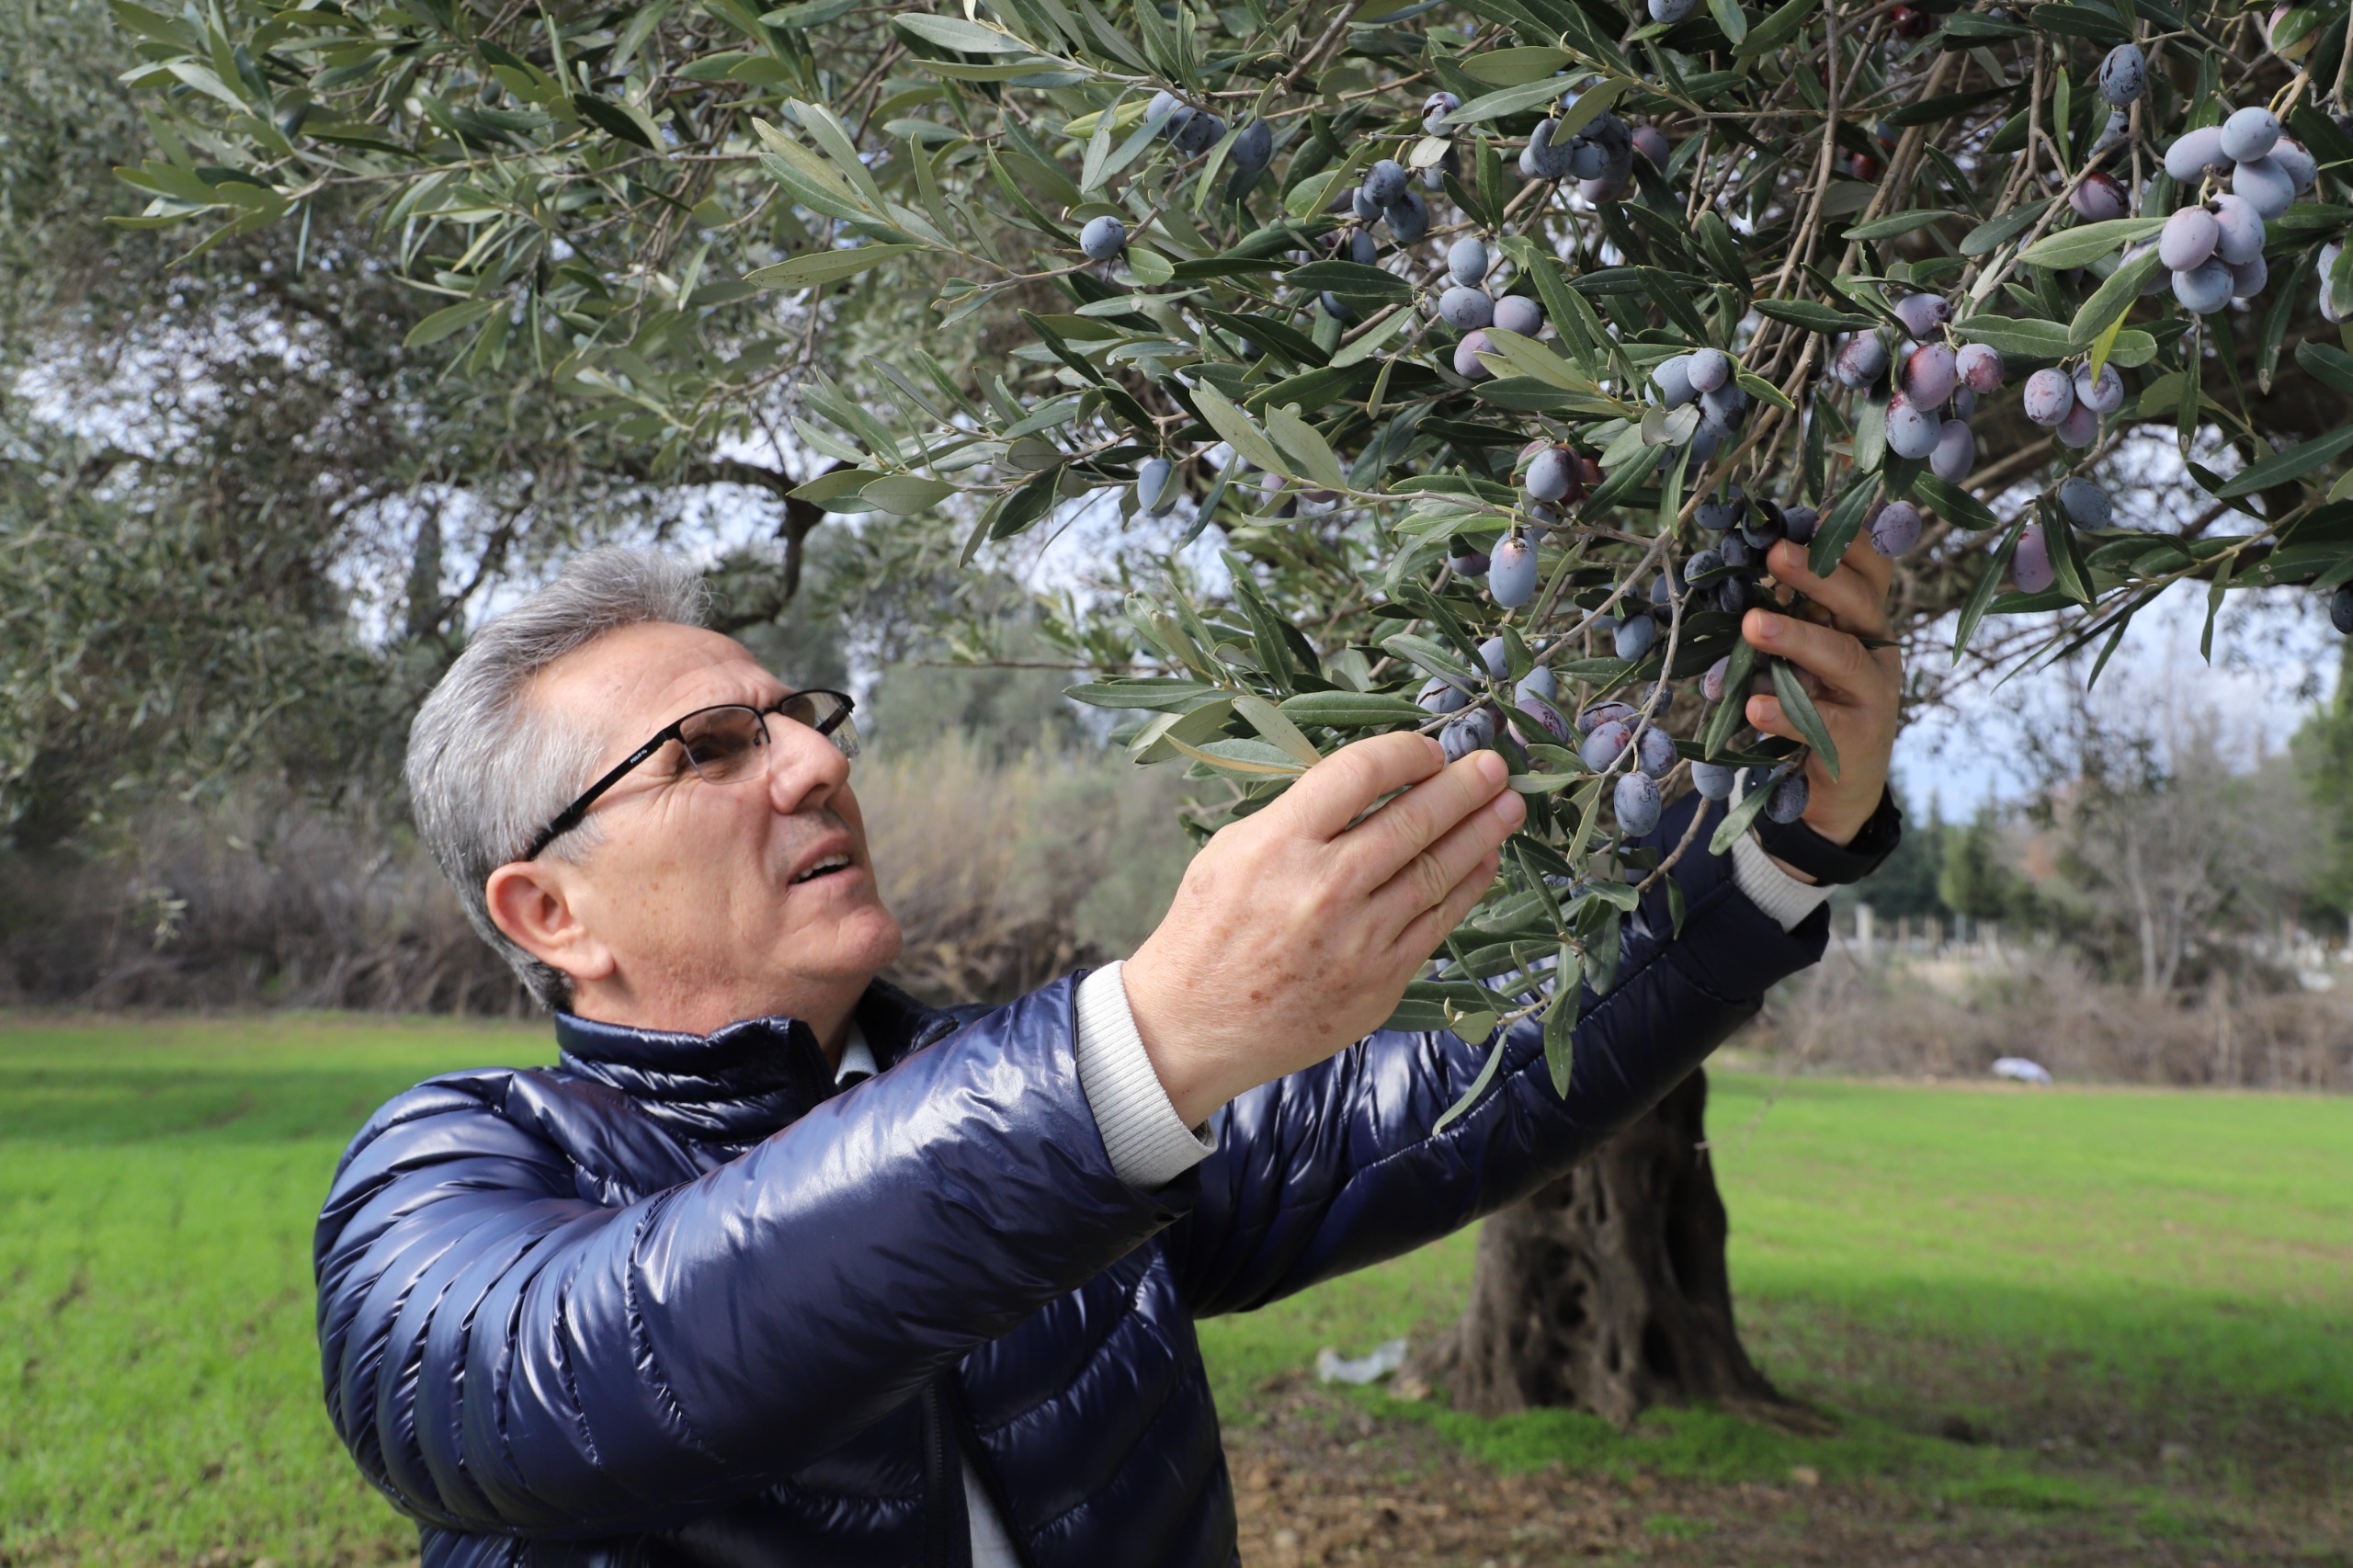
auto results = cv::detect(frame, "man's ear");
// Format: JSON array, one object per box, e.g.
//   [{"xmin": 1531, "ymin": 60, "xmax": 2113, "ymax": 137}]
[{"xmin": 484, "ymin": 859, "xmax": 616, "ymax": 988}]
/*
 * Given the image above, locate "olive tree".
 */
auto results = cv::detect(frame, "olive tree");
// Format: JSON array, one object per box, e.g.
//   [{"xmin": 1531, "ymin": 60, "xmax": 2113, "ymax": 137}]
[{"xmin": 117, "ymin": 0, "xmax": 2353, "ymax": 1424}]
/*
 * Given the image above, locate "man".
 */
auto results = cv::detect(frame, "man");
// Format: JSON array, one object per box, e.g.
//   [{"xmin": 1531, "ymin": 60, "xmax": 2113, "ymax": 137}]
[{"xmin": 321, "ymin": 541, "xmax": 1900, "ymax": 1567}]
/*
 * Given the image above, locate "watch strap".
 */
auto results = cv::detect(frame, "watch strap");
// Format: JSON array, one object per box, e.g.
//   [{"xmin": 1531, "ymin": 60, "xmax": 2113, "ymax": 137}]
[{"xmin": 1748, "ymin": 784, "xmax": 1903, "ymax": 886}]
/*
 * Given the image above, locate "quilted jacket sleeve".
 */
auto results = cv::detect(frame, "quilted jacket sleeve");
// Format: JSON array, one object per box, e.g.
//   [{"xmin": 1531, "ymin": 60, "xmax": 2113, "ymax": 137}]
[
  {"xmin": 1167, "ymin": 793, "xmax": 1827, "ymax": 1317},
  {"xmin": 313, "ymin": 982, "xmax": 1188, "ymax": 1539}
]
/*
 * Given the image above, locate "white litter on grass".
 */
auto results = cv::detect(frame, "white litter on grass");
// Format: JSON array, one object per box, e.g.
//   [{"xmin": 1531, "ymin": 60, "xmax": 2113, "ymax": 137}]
[
  {"xmin": 1992, "ymin": 1057, "xmax": 2053, "ymax": 1085},
  {"xmin": 1315, "ymin": 1338, "xmax": 1409, "ymax": 1385}
]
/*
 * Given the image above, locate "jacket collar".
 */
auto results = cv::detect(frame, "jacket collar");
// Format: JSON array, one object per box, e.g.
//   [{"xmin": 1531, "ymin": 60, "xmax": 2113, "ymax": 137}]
[{"xmin": 552, "ymin": 978, "xmax": 959, "ymax": 1145}]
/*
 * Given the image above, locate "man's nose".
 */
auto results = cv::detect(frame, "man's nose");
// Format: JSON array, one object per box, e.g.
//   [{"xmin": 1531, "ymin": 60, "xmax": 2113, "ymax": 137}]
[{"xmin": 765, "ymin": 714, "xmax": 851, "ymax": 816}]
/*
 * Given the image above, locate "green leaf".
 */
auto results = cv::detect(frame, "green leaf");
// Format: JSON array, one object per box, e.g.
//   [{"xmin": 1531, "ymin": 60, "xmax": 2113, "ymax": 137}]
[
  {"xmin": 1754, "ymin": 298, "xmax": 1872, "ymax": 333},
  {"xmin": 1188, "ymin": 381, "xmax": 1290, "ymax": 476},
  {"xmin": 1952, "ymin": 314, "xmax": 2073, "ymax": 360},
  {"xmin": 2287, "ymin": 104, "xmax": 2353, "ymax": 176},
  {"xmin": 977, "ymin": 465, "xmax": 1062, "ymax": 553},
  {"xmin": 572, "ymin": 92, "xmax": 664, "ymax": 151},
  {"xmin": 1277, "ymin": 691, "xmax": 1427, "ymax": 727},
  {"xmin": 2043, "ymin": 512, "xmax": 2093, "ymax": 605},
  {"xmin": 1914, "ymin": 472, "xmax": 1998, "ymax": 530},
  {"xmin": 1165, "ymin": 732, "xmax": 1310, "ymax": 778},
  {"xmin": 762, "ymin": 0, "xmax": 860, "ymax": 22},
  {"xmin": 1440, "ymin": 75, "xmax": 1577, "ymax": 125},
  {"xmin": 2105, "ymin": 328, "xmax": 2158, "ymax": 369},
  {"xmin": 1852, "ymin": 393, "xmax": 1888, "ymax": 475},
  {"xmin": 2297, "ymin": 339, "xmax": 2353, "ymax": 395},
  {"xmin": 1543, "ymin": 948, "xmax": 1583, "ymax": 1096},
  {"xmin": 1063, "ymin": 678, "xmax": 1222, "ymax": 710},
  {"xmin": 2177, "ymin": 327, "xmax": 2202, "ymax": 456},
  {"xmin": 790, "ymin": 467, "xmax": 882, "ymax": 502},
  {"xmin": 1383, "ymin": 631, "xmax": 1479, "ymax": 684},
  {"xmin": 404, "ymin": 299, "xmax": 496, "ymax": 348},
  {"xmin": 1952, "ymin": 518, "xmax": 2027, "ymax": 658},
  {"xmin": 745, "ymin": 243, "xmax": 922, "ymax": 289},
  {"xmin": 1431, "ymin": 1035, "xmax": 1508, "ymax": 1132},
  {"xmin": 1768, "ymin": 656, "xmax": 1839, "ymax": 780},
  {"xmin": 1700, "ymin": 636, "xmax": 1758, "ymax": 758},
  {"xmin": 1707, "ymin": 777, "xmax": 1775, "ymax": 855},
  {"xmin": 1807, "ymin": 482, "xmax": 1881, "ymax": 578},
  {"xmin": 1449, "ymin": 74, "xmax": 1619, "ymax": 128},
  {"xmin": 892, "ymin": 13, "xmax": 1038, "ymax": 52},
  {"xmin": 2068, "ymin": 247, "xmax": 2163, "ymax": 347},
  {"xmin": 1941, "ymin": 9, "xmax": 2032, "ymax": 39},
  {"xmin": 1479, "ymin": 328, "xmax": 1600, "ymax": 392},
  {"xmin": 1733, "ymin": 367, "xmax": 1797, "ymax": 412},
  {"xmin": 2216, "ymin": 426, "xmax": 2353, "ymax": 498},
  {"xmin": 2030, "ymin": 3, "xmax": 2131, "ymax": 41},
  {"xmin": 1845, "ymin": 209, "xmax": 1960, "ymax": 240},
  {"xmin": 1284, "ymin": 260, "xmax": 1414, "ymax": 301},
  {"xmin": 1233, "ymin": 693, "xmax": 1324, "ymax": 768},
  {"xmin": 2052, "ymin": 68, "xmax": 2073, "ymax": 168},
  {"xmin": 858, "ymin": 474, "xmax": 955, "ymax": 515},
  {"xmin": 1329, "ymin": 305, "xmax": 1415, "ymax": 367},
  {"xmin": 1733, "ymin": 0, "xmax": 1819, "ymax": 58},
  {"xmin": 1262, "ymin": 403, "xmax": 1349, "ymax": 492},
  {"xmin": 2257, "ymin": 249, "xmax": 2316, "ymax": 393},
  {"xmin": 1958, "ymin": 197, "xmax": 2053, "ymax": 256},
  {"xmin": 1708, "ymin": 0, "xmax": 1749, "ymax": 47},
  {"xmin": 1122, "ymin": 247, "xmax": 1174, "ymax": 285},
  {"xmin": 1460, "ymin": 45, "xmax": 1576, "ymax": 84},
  {"xmin": 2018, "ymin": 215, "xmax": 2165, "ymax": 269}
]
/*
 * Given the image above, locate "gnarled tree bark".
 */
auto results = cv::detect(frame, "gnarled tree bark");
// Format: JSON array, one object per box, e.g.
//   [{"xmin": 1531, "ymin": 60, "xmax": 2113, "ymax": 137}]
[{"xmin": 1409, "ymin": 1068, "xmax": 1812, "ymax": 1429}]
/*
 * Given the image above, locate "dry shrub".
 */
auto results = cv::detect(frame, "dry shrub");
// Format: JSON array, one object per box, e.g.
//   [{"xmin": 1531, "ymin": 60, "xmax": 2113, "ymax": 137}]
[
  {"xmin": 0, "ymin": 739, "xmax": 1195, "ymax": 1016},
  {"xmin": 0, "ymin": 797, "xmax": 529, "ymax": 1014},
  {"xmin": 857, "ymin": 734, "xmax": 1194, "ymax": 1006},
  {"xmin": 1749, "ymin": 943, "xmax": 2353, "ymax": 1091}
]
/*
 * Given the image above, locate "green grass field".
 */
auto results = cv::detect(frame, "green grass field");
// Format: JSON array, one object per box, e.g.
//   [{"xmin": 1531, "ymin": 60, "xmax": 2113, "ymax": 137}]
[{"xmin": 3, "ymin": 1016, "xmax": 2347, "ymax": 1564}]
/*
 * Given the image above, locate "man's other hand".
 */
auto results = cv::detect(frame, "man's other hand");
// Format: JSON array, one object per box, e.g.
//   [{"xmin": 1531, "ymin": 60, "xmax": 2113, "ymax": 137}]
[{"xmin": 1120, "ymin": 733, "xmax": 1524, "ymax": 1128}]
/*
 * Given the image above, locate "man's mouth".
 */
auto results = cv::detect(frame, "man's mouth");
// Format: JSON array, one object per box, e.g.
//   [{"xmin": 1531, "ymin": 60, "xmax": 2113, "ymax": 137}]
[{"xmin": 792, "ymin": 853, "xmax": 853, "ymax": 885}]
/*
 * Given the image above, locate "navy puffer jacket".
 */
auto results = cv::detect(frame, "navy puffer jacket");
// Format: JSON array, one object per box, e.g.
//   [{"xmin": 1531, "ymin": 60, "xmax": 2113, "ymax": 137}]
[{"xmin": 315, "ymin": 796, "xmax": 1825, "ymax": 1566}]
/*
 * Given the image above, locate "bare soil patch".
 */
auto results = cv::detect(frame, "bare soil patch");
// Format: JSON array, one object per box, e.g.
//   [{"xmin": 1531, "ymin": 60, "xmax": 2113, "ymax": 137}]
[{"xmin": 1225, "ymin": 1380, "xmax": 2345, "ymax": 1567}]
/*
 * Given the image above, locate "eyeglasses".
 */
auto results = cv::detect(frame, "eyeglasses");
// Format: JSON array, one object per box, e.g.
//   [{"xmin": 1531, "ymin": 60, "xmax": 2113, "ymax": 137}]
[{"xmin": 520, "ymin": 689, "xmax": 858, "ymax": 861}]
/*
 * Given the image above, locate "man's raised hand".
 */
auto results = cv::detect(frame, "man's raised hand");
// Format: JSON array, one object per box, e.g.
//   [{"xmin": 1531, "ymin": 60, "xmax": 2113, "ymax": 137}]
[
  {"xmin": 1745, "ymin": 535, "xmax": 1903, "ymax": 852},
  {"xmin": 1119, "ymin": 733, "xmax": 1525, "ymax": 1128}
]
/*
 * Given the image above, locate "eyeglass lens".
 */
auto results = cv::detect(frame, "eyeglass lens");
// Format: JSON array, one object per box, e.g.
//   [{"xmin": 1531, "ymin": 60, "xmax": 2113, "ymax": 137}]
[
  {"xmin": 674, "ymin": 695, "xmax": 856, "ymax": 786},
  {"xmin": 676, "ymin": 708, "xmax": 768, "ymax": 784}
]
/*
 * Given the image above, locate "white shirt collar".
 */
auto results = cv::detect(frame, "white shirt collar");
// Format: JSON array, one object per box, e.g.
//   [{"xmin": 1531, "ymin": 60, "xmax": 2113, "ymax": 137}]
[{"xmin": 834, "ymin": 1019, "xmax": 877, "ymax": 1086}]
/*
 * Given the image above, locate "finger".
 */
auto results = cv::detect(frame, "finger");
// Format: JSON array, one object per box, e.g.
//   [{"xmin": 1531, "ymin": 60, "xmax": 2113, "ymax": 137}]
[
  {"xmin": 1741, "ymin": 608, "xmax": 1881, "ymax": 703},
  {"xmin": 1388, "ymin": 848, "xmax": 1504, "ymax": 967},
  {"xmin": 1340, "ymin": 748, "xmax": 1515, "ymax": 885},
  {"xmin": 1278, "ymin": 731, "xmax": 1448, "ymax": 840},
  {"xmin": 1766, "ymin": 538, "xmax": 1892, "ymax": 638},
  {"xmin": 1370, "ymin": 787, "xmax": 1525, "ymax": 937},
  {"xmin": 1745, "ymin": 691, "xmax": 1868, "ymax": 750},
  {"xmin": 1745, "ymin": 692, "xmax": 1794, "ymax": 744}
]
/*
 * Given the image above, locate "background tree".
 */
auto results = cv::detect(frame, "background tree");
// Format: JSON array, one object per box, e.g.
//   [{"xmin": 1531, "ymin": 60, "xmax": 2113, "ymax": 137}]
[
  {"xmin": 1939, "ymin": 802, "xmax": 2042, "ymax": 927},
  {"xmin": 88, "ymin": 0, "xmax": 2353, "ymax": 1430},
  {"xmin": 2291, "ymin": 639, "xmax": 2353, "ymax": 921},
  {"xmin": 2024, "ymin": 690, "xmax": 2314, "ymax": 991}
]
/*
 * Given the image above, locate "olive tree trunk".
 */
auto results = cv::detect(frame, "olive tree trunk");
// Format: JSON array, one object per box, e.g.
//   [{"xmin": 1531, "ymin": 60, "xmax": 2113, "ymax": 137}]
[{"xmin": 1408, "ymin": 1068, "xmax": 1811, "ymax": 1429}]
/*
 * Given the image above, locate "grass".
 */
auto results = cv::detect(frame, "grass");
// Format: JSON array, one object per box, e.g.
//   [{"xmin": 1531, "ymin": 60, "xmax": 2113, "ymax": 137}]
[{"xmin": 3, "ymin": 1017, "xmax": 2348, "ymax": 1564}]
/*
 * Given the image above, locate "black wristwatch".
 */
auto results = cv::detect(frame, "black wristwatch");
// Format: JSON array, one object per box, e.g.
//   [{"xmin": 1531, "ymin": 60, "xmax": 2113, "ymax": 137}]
[{"xmin": 1750, "ymin": 784, "xmax": 1903, "ymax": 886}]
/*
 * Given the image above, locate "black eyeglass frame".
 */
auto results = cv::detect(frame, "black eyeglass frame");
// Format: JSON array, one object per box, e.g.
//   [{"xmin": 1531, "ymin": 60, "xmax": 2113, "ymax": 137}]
[{"xmin": 519, "ymin": 688, "xmax": 857, "ymax": 862}]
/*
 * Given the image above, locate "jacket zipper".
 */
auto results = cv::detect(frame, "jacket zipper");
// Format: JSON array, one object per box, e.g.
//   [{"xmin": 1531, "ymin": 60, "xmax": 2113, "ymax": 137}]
[
  {"xmin": 937, "ymin": 1374, "xmax": 1039, "ymax": 1568},
  {"xmin": 920, "ymin": 1379, "xmax": 973, "ymax": 1568}
]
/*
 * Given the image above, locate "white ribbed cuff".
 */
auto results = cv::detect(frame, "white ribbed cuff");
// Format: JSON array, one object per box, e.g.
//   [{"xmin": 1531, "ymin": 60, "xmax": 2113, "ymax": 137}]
[
  {"xmin": 1731, "ymin": 832, "xmax": 1834, "ymax": 930},
  {"xmin": 1073, "ymin": 961, "xmax": 1216, "ymax": 1191}
]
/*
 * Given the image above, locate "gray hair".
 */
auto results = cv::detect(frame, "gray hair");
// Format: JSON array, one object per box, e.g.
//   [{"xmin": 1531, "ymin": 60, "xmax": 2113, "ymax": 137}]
[{"xmin": 405, "ymin": 547, "xmax": 710, "ymax": 1010}]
